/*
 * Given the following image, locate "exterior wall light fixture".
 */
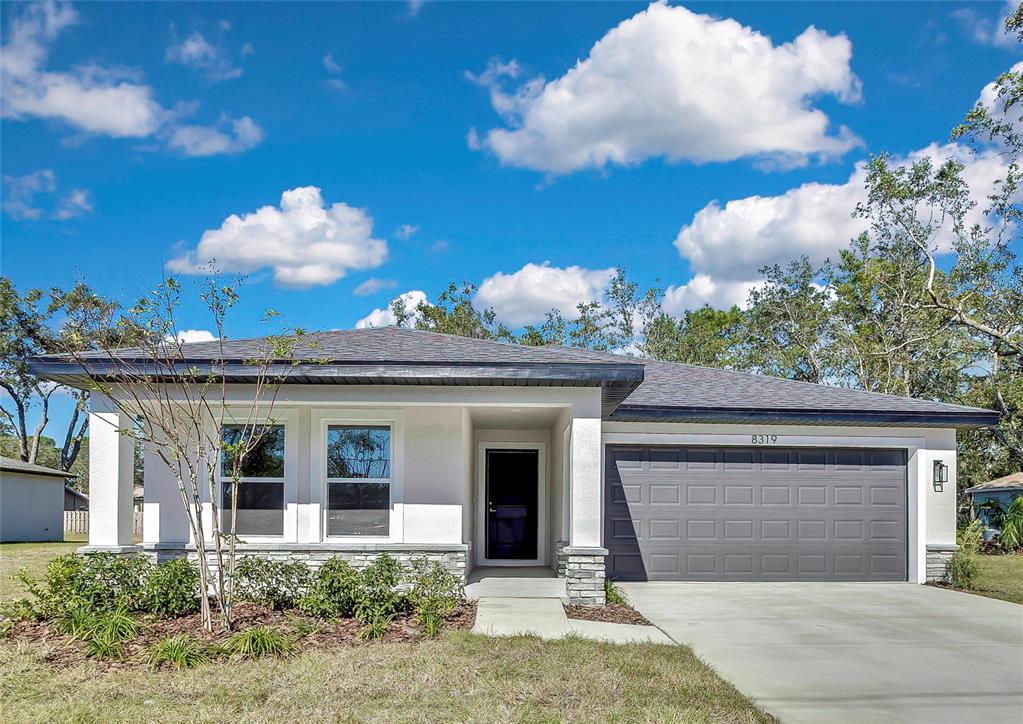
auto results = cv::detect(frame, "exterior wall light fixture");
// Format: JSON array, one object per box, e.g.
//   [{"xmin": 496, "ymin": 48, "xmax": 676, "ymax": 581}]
[{"xmin": 933, "ymin": 460, "xmax": 948, "ymax": 492}]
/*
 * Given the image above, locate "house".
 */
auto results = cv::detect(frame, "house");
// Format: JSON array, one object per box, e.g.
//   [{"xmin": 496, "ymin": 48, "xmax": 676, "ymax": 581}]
[
  {"xmin": 64, "ymin": 485, "xmax": 89, "ymax": 511},
  {"xmin": 28, "ymin": 327, "xmax": 998, "ymax": 604},
  {"xmin": 0, "ymin": 456, "xmax": 75, "ymax": 542},
  {"xmin": 965, "ymin": 472, "xmax": 1023, "ymax": 539}
]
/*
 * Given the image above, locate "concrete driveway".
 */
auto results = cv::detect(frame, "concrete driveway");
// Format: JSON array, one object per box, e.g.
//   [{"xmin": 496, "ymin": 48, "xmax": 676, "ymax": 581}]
[{"xmin": 622, "ymin": 582, "xmax": 1023, "ymax": 724}]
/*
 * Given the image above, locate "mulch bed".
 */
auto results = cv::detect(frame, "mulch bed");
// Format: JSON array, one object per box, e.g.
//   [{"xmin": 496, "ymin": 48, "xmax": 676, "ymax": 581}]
[
  {"xmin": 563, "ymin": 603, "xmax": 651, "ymax": 626},
  {"xmin": 4, "ymin": 600, "xmax": 477, "ymax": 671}
]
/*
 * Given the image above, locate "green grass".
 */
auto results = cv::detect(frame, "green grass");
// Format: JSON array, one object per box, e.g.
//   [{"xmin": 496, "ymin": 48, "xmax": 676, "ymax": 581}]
[
  {"xmin": 0, "ymin": 633, "xmax": 774, "ymax": 723},
  {"xmin": 969, "ymin": 553, "xmax": 1023, "ymax": 605},
  {"xmin": 0, "ymin": 536, "xmax": 85, "ymax": 601}
]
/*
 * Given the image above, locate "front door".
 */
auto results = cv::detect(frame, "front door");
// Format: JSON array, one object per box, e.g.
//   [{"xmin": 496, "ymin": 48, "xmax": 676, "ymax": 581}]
[{"xmin": 485, "ymin": 449, "xmax": 539, "ymax": 560}]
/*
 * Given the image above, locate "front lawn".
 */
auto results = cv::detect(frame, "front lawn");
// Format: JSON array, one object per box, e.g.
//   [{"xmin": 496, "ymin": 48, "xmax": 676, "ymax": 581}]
[
  {"xmin": 970, "ymin": 553, "xmax": 1023, "ymax": 605},
  {"xmin": 0, "ymin": 632, "xmax": 773, "ymax": 722},
  {"xmin": 0, "ymin": 536, "xmax": 85, "ymax": 601}
]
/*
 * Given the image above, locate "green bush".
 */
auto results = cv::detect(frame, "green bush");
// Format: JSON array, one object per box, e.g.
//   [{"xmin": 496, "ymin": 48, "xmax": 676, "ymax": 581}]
[
  {"xmin": 221, "ymin": 626, "xmax": 293, "ymax": 658},
  {"xmin": 140, "ymin": 558, "xmax": 200, "ymax": 617},
  {"xmin": 353, "ymin": 554, "xmax": 405, "ymax": 623},
  {"xmin": 957, "ymin": 518, "xmax": 985, "ymax": 555},
  {"xmin": 404, "ymin": 557, "xmax": 463, "ymax": 634},
  {"xmin": 298, "ymin": 558, "xmax": 361, "ymax": 619},
  {"xmin": 999, "ymin": 496, "xmax": 1023, "ymax": 550},
  {"xmin": 20, "ymin": 553, "xmax": 151, "ymax": 619},
  {"xmin": 358, "ymin": 609, "xmax": 394, "ymax": 640},
  {"xmin": 234, "ymin": 557, "xmax": 311, "ymax": 610},
  {"xmin": 947, "ymin": 550, "xmax": 979, "ymax": 589},
  {"xmin": 148, "ymin": 634, "xmax": 213, "ymax": 669}
]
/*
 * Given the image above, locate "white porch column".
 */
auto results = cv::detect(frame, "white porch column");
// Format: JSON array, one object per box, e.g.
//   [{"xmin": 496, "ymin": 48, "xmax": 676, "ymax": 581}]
[
  {"xmin": 83, "ymin": 393, "xmax": 138, "ymax": 552},
  {"xmin": 565, "ymin": 394, "xmax": 607, "ymax": 605}
]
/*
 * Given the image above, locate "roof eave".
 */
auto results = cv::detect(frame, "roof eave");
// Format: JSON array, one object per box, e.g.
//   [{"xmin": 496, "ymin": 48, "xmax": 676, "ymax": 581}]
[{"xmin": 608, "ymin": 405, "xmax": 1000, "ymax": 429}]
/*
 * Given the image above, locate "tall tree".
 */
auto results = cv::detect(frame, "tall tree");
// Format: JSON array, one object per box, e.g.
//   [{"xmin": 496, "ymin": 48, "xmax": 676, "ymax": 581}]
[{"xmin": 0, "ymin": 278, "xmax": 110, "ymax": 472}]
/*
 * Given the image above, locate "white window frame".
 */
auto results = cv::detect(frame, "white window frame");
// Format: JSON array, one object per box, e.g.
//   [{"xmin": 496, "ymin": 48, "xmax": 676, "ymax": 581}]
[
  {"xmin": 311, "ymin": 408, "xmax": 405, "ymax": 544},
  {"xmin": 215, "ymin": 408, "xmax": 298, "ymax": 543}
]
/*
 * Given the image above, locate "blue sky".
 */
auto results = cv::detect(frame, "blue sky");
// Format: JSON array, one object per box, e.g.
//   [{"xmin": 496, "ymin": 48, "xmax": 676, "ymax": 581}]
[{"xmin": 1, "ymin": 1, "xmax": 1019, "ymax": 438}]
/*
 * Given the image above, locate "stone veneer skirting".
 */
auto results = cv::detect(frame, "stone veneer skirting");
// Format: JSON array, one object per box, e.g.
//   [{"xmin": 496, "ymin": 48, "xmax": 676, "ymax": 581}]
[
  {"xmin": 555, "ymin": 540, "xmax": 568, "ymax": 576},
  {"xmin": 140, "ymin": 542, "xmax": 469, "ymax": 581},
  {"xmin": 563, "ymin": 546, "xmax": 607, "ymax": 606},
  {"xmin": 925, "ymin": 543, "xmax": 958, "ymax": 583}
]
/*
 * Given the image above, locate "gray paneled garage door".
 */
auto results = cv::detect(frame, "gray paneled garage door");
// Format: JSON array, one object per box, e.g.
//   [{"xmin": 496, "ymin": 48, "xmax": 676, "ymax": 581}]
[{"xmin": 604, "ymin": 446, "xmax": 907, "ymax": 581}]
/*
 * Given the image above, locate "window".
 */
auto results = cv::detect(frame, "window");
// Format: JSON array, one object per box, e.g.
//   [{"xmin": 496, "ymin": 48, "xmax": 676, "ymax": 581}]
[
  {"xmin": 220, "ymin": 424, "xmax": 285, "ymax": 536},
  {"xmin": 326, "ymin": 425, "xmax": 391, "ymax": 536}
]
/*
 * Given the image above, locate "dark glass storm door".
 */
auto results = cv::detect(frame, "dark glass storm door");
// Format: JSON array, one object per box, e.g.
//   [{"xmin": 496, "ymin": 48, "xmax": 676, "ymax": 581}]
[{"xmin": 485, "ymin": 449, "xmax": 539, "ymax": 560}]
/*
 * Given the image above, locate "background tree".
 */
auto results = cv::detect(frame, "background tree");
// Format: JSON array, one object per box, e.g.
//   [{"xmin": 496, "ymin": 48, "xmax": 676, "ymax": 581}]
[{"xmin": 0, "ymin": 278, "xmax": 114, "ymax": 485}]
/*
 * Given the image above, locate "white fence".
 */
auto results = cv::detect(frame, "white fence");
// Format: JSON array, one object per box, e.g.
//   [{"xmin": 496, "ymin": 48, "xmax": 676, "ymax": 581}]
[{"xmin": 64, "ymin": 511, "xmax": 144, "ymax": 537}]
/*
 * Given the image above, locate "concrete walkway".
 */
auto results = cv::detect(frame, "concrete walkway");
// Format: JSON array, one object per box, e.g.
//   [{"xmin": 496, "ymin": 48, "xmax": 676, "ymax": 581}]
[
  {"xmin": 623, "ymin": 581, "xmax": 1023, "ymax": 724},
  {"xmin": 472, "ymin": 596, "xmax": 674, "ymax": 644},
  {"xmin": 466, "ymin": 567, "xmax": 673, "ymax": 644}
]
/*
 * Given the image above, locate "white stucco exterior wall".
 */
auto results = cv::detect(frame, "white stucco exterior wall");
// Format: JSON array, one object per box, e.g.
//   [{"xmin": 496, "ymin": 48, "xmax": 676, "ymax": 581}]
[{"xmin": 0, "ymin": 471, "xmax": 65, "ymax": 542}]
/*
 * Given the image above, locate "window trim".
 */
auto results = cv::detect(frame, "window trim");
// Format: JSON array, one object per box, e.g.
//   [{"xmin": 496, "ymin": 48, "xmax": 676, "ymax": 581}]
[
  {"xmin": 214, "ymin": 410, "xmax": 297, "ymax": 542},
  {"xmin": 311, "ymin": 409, "xmax": 405, "ymax": 544},
  {"xmin": 325, "ymin": 424, "xmax": 392, "ymax": 539}
]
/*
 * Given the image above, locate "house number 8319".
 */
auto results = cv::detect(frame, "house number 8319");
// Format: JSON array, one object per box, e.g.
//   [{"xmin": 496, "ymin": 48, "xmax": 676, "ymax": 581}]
[{"xmin": 750, "ymin": 434, "xmax": 778, "ymax": 444}]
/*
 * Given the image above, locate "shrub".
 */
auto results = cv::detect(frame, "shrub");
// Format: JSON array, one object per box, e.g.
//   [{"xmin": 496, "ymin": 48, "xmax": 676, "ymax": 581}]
[
  {"xmin": 24, "ymin": 553, "xmax": 150, "ymax": 618},
  {"xmin": 85, "ymin": 632, "xmax": 125, "ymax": 659},
  {"xmin": 221, "ymin": 626, "xmax": 293, "ymax": 658},
  {"xmin": 148, "ymin": 634, "xmax": 213, "ymax": 669},
  {"xmin": 141, "ymin": 559, "xmax": 200, "ymax": 617},
  {"xmin": 947, "ymin": 550, "xmax": 979, "ymax": 589},
  {"xmin": 957, "ymin": 518, "xmax": 985, "ymax": 555},
  {"xmin": 404, "ymin": 557, "xmax": 463, "ymax": 634},
  {"xmin": 999, "ymin": 496, "xmax": 1023, "ymax": 551},
  {"xmin": 298, "ymin": 557, "xmax": 361, "ymax": 619},
  {"xmin": 353, "ymin": 554, "xmax": 405, "ymax": 623},
  {"xmin": 604, "ymin": 578, "xmax": 627, "ymax": 605},
  {"xmin": 234, "ymin": 557, "xmax": 311, "ymax": 610}
]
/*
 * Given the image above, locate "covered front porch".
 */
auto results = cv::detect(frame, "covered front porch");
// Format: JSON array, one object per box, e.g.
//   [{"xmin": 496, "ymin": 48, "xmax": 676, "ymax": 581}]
[{"xmin": 83, "ymin": 384, "xmax": 610, "ymax": 604}]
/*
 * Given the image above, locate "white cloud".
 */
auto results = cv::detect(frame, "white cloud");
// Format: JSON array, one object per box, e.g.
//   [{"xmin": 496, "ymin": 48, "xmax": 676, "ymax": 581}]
[
  {"xmin": 323, "ymin": 52, "xmax": 342, "ymax": 75},
  {"xmin": 395, "ymin": 223, "xmax": 418, "ymax": 240},
  {"xmin": 470, "ymin": 1, "xmax": 861, "ymax": 174},
  {"xmin": 167, "ymin": 329, "xmax": 217, "ymax": 344},
  {"xmin": 53, "ymin": 188, "xmax": 92, "ymax": 220},
  {"xmin": 475, "ymin": 261, "xmax": 615, "ymax": 326},
  {"xmin": 408, "ymin": 0, "xmax": 426, "ymax": 17},
  {"xmin": 166, "ymin": 115, "xmax": 263, "ymax": 157},
  {"xmin": 356, "ymin": 290, "xmax": 427, "ymax": 328},
  {"xmin": 0, "ymin": 2, "xmax": 261, "ymax": 156},
  {"xmin": 2, "ymin": 169, "xmax": 55, "ymax": 219},
  {"xmin": 661, "ymin": 275, "xmax": 761, "ymax": 315},
  {"xmin": 353, "ymin": 278, "xmax": 398, "ymax": 296},
  {"xmin": 674, "ymin": 142, "xmax": 1012, "ymax": 287},
  {"xmin": 1, "ymin": 2, "xmax": 165, "ymax": 138},
  {"xmin": 952, "ymin": 1, "xmax": 1017, "ymax": 48},
  {"xmin": 2, "ymin": 169, "xmax": 93, "ymax": 221},
  {"xmin": 167, "ymin": 186, "xmax": 388, "ymax": 289},
  {"xmin": 165, "ymin": 30, "xmax": 243, "ymax": 82}
]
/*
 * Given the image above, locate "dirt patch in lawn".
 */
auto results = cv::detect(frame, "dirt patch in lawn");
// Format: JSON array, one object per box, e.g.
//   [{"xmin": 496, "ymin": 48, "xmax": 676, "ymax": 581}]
[
  {"xmin": 5, "ymin": 600, "xmax": 477, "ymax": 671},
  {"xmin": 564, "ymin": 603, "xmax": 651, "ymax": 626}
]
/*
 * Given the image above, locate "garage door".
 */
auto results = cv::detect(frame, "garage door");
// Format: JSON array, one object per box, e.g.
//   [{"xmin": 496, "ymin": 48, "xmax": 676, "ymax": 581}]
[{"xmin": 604, "ymin": 446, "xmax": 907, "ymax": 581}]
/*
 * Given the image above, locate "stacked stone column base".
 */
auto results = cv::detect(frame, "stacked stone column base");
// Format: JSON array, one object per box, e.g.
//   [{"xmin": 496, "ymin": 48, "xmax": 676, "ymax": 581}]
[
  {"xmin": 925, "ymin": 543, "xmax": 958, "ymax": 583},
  {"xmin": 563, "ymin": 546, "xmax": 608, "ymax": 606}
]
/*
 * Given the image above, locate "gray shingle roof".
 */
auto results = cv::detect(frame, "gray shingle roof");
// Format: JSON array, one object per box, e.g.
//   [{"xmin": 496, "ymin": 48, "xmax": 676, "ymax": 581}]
[
  {"xmin": 0, "ymin": 456, "xmax": 76, "ymax": 479},
  {"xmin": 965, "ymin": 472, "xmax": 1023, "ymax": 493},
  {"xmin": 30, "ymin": 326, "xmax": 997, "ymax": 427}
]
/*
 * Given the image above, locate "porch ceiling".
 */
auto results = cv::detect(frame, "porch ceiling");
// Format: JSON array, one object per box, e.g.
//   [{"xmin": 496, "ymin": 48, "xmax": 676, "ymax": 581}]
[{"xmin": 470, "ymin": 406, "xmax": 563, "ymax": 430}]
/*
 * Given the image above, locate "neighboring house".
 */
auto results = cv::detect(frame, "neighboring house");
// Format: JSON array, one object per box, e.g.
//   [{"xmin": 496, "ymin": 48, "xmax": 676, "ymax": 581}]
[
  {"xmin": 0, "ymin": 455, "xmax": 75, "ymax": 542},
  {"xmin": 64, "ymin": 485, "xmax": 89, "ymax": 511},
  {"xmin": 965, "ymin": 472, "xmax": 1023, "ymax": 539},
  {"xmin": 29, "ymin": 328, "xmax": 998, "ymax": 603}
]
